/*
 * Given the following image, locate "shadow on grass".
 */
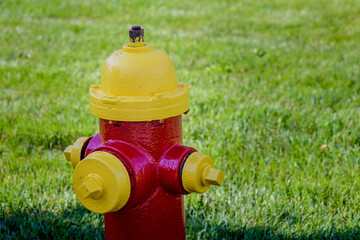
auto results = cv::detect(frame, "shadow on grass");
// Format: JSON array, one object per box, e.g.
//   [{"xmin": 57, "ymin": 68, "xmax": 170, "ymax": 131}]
[
  {"xmin": 0, "ymin": 204, "xmax": 104, "ymax": 240},
  {"xmin": 1, "ymin": 206, "xmax": 359, "ymax": 240},
  {"xmin": 186, "ymin": 219, "xmax": 360, "ymax": 240}
]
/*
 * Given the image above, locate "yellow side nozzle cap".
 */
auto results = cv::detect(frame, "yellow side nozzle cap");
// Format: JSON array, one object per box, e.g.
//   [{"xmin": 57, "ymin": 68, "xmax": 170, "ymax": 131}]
[
  {"xmin": 73, "ymin": 151, "xmax": 131, "ymax": 214},
  {"xmin": 64, "ymin": 137, "xmax": 90, "ymax": 168},
  {"xmin": 182, "ymin": 152, "xmax": 224, "ymax": 194}
]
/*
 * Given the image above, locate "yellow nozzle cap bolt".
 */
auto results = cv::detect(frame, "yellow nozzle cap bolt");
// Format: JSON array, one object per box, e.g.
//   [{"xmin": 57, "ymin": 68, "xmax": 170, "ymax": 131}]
[
  {"xmin": 182, "ymin": 152, "xmax": 224, "ymax": 194},
  {"xmin": 203, "ymin": 167, "xmax": 224, "ymax": 186},
  {"xmin": 77, "ymin": 174, "xmax": 104, "ymax": 199},
  {"xmin": 64, "ymin": 137, "xmax": 90, "ymax": 168},
  {"xmin": 73, "ymin": 151, "xmax": 131, "ymax": 214}
]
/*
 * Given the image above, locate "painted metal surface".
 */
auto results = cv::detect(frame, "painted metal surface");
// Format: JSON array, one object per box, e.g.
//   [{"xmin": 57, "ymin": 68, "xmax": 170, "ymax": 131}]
[
  {"xmin": 99, "ymin": 116, "xmax": 190, "ymax": 240},
  {"xmin": 73, "ymin": 151, "xmax": 131, "ymax": 213},
  {"xmin": 64, "ymin": 137, "xmax": 91, "ymax": 168},
  {"xmin": 182, "ymin": 152, "xmax": 224, "ymax": 193},
  {"xmin": 89, "ymin": 28, "xmax": 189, "ymax": 122}
]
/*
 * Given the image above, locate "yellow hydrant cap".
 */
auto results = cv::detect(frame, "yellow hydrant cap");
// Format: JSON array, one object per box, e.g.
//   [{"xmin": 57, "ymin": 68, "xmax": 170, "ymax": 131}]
[
  {"xmin": 182, "ymin": 152, "xmax": 224, "ymax": 194},
  {"xmin": 89, "ymin": 26, "xmax": 189, "ymax": 121},
  {"xmin": 72, "ymin": 151, "xmax": 131, "ymax": 213},
  {"xmin": 64, "ymin": 137, "xmax": 90, "ymax": 168}
]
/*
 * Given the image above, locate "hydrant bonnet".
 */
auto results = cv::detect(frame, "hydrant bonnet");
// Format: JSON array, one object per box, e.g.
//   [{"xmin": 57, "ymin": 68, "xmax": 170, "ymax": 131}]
[{"xmin": 89, "ymin": 27, "xmax": 190, "ymax": 122}]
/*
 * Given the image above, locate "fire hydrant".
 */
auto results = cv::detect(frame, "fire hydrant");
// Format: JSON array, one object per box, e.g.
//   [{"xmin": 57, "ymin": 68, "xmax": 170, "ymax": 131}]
[{"xmin": 64, "ymin": 26, "xmax": 224, "ymax": 240}]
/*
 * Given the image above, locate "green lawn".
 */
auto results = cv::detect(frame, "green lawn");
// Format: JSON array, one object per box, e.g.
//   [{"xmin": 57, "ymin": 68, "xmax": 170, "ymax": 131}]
[{"xmin": 1, "ymin": 0, "xmax": 360, "ymax": 239}]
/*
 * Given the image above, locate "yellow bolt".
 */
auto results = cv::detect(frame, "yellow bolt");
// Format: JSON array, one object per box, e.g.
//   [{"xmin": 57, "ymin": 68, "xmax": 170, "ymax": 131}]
[
  {"xmin": 64, "ymin": 145, "xmax": 73, "ymax": 162},
  {"xmin": 77, "ymin": 174, "xmax": 103, "ymax": 199},
  {"xmin": 203, "ymin": 167, "xmax": 224, "ymax": 186}
]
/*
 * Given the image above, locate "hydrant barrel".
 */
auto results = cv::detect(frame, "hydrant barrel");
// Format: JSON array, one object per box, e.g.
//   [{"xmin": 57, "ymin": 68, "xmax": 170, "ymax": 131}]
[
  {"xmin": 101, "ymin": 117, "xmax": 187, "ymax": 240},
  {"xmin": 64, "ymin": 26, "xmax": 224, "ymax": 240}
]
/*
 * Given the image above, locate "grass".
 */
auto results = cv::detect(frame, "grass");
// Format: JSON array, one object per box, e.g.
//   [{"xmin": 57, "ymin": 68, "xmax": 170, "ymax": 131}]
[{"xmin": 1, "ymin": 0, "xmax": 360, "ymax": 239}]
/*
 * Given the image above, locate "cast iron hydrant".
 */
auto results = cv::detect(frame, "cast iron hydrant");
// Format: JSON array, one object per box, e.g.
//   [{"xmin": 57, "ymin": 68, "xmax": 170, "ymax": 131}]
[{"xmin": 64, "ymin": 26, "xmax": 224, "ymax": 240}]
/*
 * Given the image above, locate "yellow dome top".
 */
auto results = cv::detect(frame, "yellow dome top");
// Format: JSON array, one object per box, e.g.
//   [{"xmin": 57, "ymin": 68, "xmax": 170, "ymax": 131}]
[
  {"xmin": 100, "ymin": 45, "xmax": 178, "ymax": 97},
  {"xmin": 89, "ymin": 26, "xmax": 189, "ymax": 122}
]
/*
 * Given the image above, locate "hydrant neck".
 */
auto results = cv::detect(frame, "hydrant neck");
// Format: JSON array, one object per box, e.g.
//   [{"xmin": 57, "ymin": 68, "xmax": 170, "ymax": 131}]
[{"xmin": 99, "ymin": 116, "xmax": 182, "ymax": 160}]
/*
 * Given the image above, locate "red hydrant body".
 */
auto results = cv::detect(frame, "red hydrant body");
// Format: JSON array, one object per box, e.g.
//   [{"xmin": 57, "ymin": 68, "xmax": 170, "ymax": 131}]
[
  {"xmin": 64, "ymin": 26, "xmax": 224, "ymax": 240},
  {"xmin": 101, "ymin": 117, "xmax": 187, "ymax": 239}
]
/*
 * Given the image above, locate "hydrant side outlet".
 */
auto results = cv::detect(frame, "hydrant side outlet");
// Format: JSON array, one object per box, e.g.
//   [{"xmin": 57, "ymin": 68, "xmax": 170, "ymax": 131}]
[
  {"xmin": 64, "ymin": 26, "xmax": 224, "ymax": 240},
  {"xmin": 73, "ymin": 151, "xmax": 131, "ymax": 213}
]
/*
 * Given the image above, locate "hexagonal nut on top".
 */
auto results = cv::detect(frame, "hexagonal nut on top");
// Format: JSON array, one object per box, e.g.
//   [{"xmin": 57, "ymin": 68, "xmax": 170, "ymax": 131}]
[
  {"xmin": 64, "ymin": 137, "xmax": 90, "ymax": 168},
  {"xmin": 181, "ymin": 152, "xmax": 224, "ymax": 194}
]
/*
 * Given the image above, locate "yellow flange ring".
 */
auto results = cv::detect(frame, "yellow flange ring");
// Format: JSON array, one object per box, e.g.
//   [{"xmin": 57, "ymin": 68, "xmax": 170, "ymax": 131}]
[
  {"xmin": 73, "ymin": 151, "xmax": 131, "ymax": 213},
  {"xmin": 89, "ymin": 83, "xmax": 189, "ymax": 121}
]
